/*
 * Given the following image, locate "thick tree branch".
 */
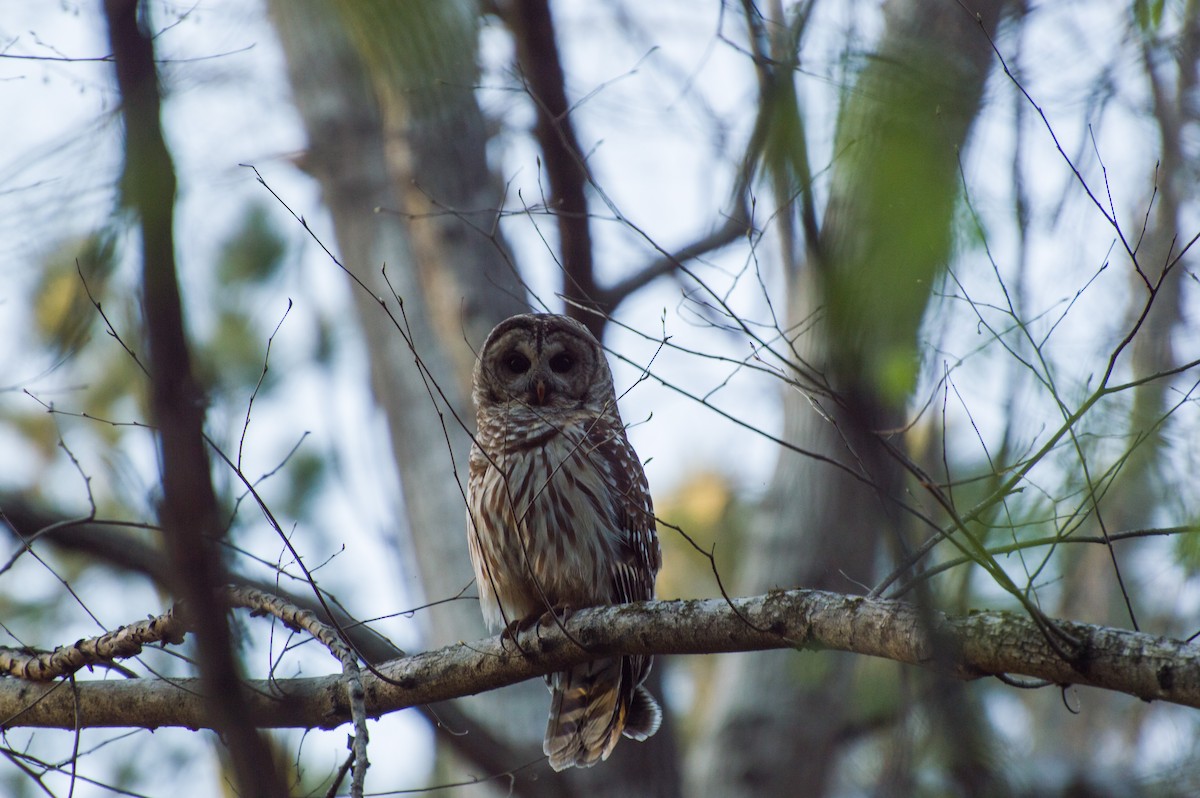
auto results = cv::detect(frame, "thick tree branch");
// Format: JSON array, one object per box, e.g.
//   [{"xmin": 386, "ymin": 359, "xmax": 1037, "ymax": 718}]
[
  {"xmin": 504, "ymin": 0, "xmax": 599, "ymax": 335},
  {"xmin": 3, "ymin": 589, "xmax": 1197, "ymax": 732},
  {"xmin": 503, "ymin": 0, "xmax": 754, "ymax": 338},
  {"xmin": 593, "ymin": 208, "xmax": 751, "ymax": 317}
]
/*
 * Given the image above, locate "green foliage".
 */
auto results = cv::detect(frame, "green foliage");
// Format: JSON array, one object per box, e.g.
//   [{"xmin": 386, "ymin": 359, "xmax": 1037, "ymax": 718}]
[
  {"xmin": 835, "ymin": 184, "xmax": 945, "ymax": 391},
  {"xmin": 1134, "ymin": 0, "xmax": 1166, "ymax": 34},
  {"xmin": 848, "ymin": 656, "xmax": 907, "ymax": 719},
  {"xmin": 11, "ymin": 197, "xmax": 311, "ymax": 521},
  {"xmin": 787, "ymin": 645, "xmax": 838, "ymax": 685},
  {"xmin": 272, "ymin": 447, "xmax": 326, "ymax": 520},
  {"xmin": 1173, "ymin": 518, "xmax": 1200, "ymax": 575},
  {"xmin": 198, "ymin": 309, "xmax": 269, "ymax": 391},
  {"xmin": 198, "ymin": 202, "xmax": 290, "ymax": 391},
  {"xmin": 217, "ymin": 202, "xmax": 287, "ymax": 286},
  {"xmin": 822, "ymin": 45, "xmax": 969, "ymax": 403}
]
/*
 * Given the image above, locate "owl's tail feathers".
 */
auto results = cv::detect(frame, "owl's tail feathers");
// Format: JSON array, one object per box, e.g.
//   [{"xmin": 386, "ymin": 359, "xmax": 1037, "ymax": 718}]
[
  {"xmin": 543, "ymin": 658, "xmax": 660, "ymax": 771},
  {"xmin": 622, "ymin": 684, "xmax": 662, "ymax": 741}
]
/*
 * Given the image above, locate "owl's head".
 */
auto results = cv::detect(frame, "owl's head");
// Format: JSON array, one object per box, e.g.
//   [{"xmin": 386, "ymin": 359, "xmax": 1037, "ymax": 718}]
[{"xmin": 473, "ymin": 313, "xmax": 615, "ymax": 412}]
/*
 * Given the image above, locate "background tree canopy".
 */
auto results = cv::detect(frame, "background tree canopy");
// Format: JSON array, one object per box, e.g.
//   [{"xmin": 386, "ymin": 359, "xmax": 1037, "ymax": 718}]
[{"xmin": 1, "ymin": 1, "xmax": 1199, "ymax": 796}]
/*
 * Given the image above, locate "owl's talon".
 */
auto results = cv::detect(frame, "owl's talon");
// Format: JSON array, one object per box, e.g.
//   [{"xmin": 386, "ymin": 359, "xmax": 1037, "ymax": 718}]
[
  {"xmin": 499, "ymin": 625, "xmax": 525, "ymax": 655},
  {"xmin": 499, "ymin": 614, "xmax": 541, "ymax": 656},
  {"xmin": 538, "ymin": 604, "xmax": 576, "ymax": 628}
]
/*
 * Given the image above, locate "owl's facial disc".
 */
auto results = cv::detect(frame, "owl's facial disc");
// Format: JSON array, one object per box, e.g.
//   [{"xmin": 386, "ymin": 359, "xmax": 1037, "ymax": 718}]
[{"xmin": 476, "ymin": 314, "xmax": 607, "ymax": 411}]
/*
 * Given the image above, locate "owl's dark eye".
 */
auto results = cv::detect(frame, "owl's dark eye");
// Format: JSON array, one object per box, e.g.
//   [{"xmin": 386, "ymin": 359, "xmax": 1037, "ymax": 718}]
[
  {"xmin": 504, "ymin": 352, "xmax": 532, "ymax": 374},
  {"xmin": 549, "ymin": 352, "xmax": 575, "ymax": 373}
]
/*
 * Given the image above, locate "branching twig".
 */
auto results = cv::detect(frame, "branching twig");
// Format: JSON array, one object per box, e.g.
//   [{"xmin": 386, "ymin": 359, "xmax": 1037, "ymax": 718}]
[
  {"xmin": 1, "ymin": 585, "xmax": 373, "ymax": 796},
  {"xmin": 225, "ymin": 586, "xmax": 370, "ymax": 797},
  {"xmin": 0, "ymin": 611, "xmax": 185, "ymax": 681}
]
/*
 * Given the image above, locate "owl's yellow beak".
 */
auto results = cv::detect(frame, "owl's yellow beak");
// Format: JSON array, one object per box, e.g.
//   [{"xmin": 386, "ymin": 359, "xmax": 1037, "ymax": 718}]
[{"xmin": 535, "ymin": 379, "xmax": 547, "ymax": 404}]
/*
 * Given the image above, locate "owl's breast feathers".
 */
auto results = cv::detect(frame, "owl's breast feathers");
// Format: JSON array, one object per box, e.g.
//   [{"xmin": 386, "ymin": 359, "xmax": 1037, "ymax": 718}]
[{"xmin": 466, "ymin": 408, "xmax": 660, "ymax": 630}]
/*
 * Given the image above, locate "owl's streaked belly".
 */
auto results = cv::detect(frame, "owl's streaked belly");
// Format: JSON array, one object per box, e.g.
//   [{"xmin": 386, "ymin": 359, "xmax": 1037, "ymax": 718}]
[{"xmin": 467, "ymin": 425, "xmax": 620, "ymax": 631}]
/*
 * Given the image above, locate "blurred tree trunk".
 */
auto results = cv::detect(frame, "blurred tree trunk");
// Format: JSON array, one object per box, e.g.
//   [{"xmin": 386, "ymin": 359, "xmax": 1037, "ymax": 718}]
[
  {"xmin": 267, "ymin": 0, "xmax": 548, "ymax": 785},
  {"xmin": 269, "ymin": 2, "xmax": 680, "ymax": 795},
  {"xmin": 269, "ymin": 0, "xmax": 492, "ymax": 653},
  {"xmin": 689, "ymin": 2, "xmax": 1009, "ymax": 796}
]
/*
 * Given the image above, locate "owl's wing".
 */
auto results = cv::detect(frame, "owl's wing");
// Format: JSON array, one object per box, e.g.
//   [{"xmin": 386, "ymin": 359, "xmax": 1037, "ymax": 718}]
[{"xmin": 584, "ymin": 419, "xmax": 661, "ymax": 605}]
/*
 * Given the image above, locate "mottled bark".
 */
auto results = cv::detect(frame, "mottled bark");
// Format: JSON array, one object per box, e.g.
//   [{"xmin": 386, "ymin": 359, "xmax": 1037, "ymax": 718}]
[{"xmin": 7, "ymin": 589, "xmax": 1200, "ymax": 729}]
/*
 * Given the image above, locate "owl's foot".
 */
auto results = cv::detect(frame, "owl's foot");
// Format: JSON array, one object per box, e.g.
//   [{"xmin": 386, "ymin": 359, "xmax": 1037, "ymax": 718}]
[
  {"xmin": 498, "ymin": 605, "xmax": 578, "ymax": 655},
  {"xmin": 499, "ymin": 613, "xmax": 542, "ymax": 656},
  {"xmin": 536, "ymin": 604, "xmax": 576, "ymax": 629}
]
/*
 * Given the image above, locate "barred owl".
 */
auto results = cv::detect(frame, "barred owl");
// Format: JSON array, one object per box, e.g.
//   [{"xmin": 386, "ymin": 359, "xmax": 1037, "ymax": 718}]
[{"xmin": 467, "ymin": 313, "xmax": 662, "ymax": 771}]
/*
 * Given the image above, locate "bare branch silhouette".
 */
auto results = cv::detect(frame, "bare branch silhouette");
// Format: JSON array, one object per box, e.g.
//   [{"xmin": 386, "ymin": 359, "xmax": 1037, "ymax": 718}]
[{"xmin": 103, "ymin": 2, "xmax": 286, "ymax": 794}]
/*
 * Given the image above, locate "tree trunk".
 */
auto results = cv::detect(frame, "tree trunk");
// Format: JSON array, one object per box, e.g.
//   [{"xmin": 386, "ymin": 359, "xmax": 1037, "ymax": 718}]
[
  {"xmin": 269, "ymin": 3, "xmax": 680, "ymax": 794},
  {"xmin": 689, "ymin": 2, "xmax": 1009, "ymax": 796}
]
